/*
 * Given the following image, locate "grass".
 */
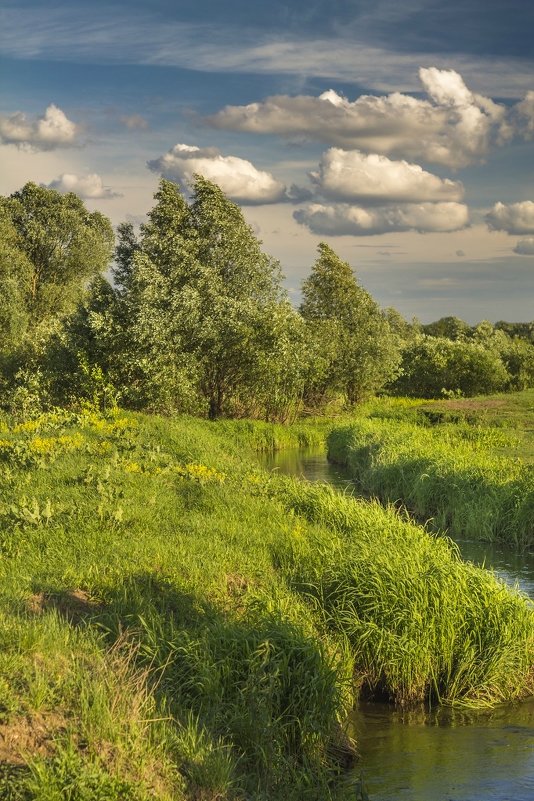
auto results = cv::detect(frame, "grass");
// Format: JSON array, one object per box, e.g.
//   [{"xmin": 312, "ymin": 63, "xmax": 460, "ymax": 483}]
[
  {"xmin": 266, "ymin": 477, "xmax": 533, "ymax": 708},
  {"xmin": 327, "ymin": 392, "xmax": 534, "ymax": 547},
  {"xmin": 0, "ymin": 406, "xmax": 532, "ymax": 798}
]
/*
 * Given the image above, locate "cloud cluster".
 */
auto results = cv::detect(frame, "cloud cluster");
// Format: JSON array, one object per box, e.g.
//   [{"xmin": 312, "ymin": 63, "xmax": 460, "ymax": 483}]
[
  {"xmin": 294, "ymin": 202, "xmax": 469, "ymax": 236},
  {"xmin": 486, "ymin": 201, "xmax": 534, "ymax": 235},
  {"xmin": 47, "ymin": 173, "xmax": 121, "ymax": 199},
  {"xmin": 147, "ymin": 143, "xmax": 287, "ymax": 205},
  {"xmin": 0, "ymin": 104, "xmax": 79, "ymax": 150},
  {"xmin": 311, "ymin": 149, "xmax": 464, "ymax": 203},
  {"xmin": 208, "ymin": 68, "xmax": 517, "ymax": 169},
  {"xmin": 513, "ymin": 238, "xmax": 534, "ymax": 255},
  {"xmin": 513, "ymin": 92, "xmax": 534, "ymax": 139}
]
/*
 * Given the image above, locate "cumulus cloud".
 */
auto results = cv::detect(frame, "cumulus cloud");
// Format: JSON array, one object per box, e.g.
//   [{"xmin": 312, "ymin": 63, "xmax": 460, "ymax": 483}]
[
  {"xmin": 513, "ymin": 238, "xmax": 534, "ymax": 255},
  {"xmin": 147, "ymin": 143, "xmax": 287, "ymax": 204},
  {"xmin": 120, "ymin": 114, "xmax": 149, "ymax": 130},
  {"xmin": 486, "ymin": 201, "xmax": 534, "ymax": 235},
  {"xmin": 311, "ymin": 148, "xmax": 464, "ymax": 203},
  {"xmin": 294, "ymin": 201, "xmax": 469, "ymax": 236},
  {"xmin": 46, "ymin": 173, "xmax": 121, "ymax": 199},
  {"xmin": 207, "ymin": 67, "xmax": 514, "ymax": 169},
  {"xmin": 0, "ymin": 104, "xmax": 79, "ymax": 150}
]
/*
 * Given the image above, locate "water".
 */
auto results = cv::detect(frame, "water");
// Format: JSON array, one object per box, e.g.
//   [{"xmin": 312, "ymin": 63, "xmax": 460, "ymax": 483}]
[{"xmin": 259, "ymin": 446, "xmax": 534, "ymax": 801}]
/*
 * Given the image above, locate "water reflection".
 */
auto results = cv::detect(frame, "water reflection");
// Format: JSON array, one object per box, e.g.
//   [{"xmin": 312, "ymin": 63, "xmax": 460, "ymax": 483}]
[
  {"xmin": 259, "ymin": 446, "xmax": 534, "ymax": 801},
  {"xmin": 352, "ymin": 700, "xmax": 534, "ymax": 801},
  {"xmin": 259, "ymin": 446, "xmax": 534, "ymax": 597}
]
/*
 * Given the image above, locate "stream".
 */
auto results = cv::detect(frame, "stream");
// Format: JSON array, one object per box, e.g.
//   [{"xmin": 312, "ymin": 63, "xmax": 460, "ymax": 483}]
[{"xmin": 259, "ymin": 446, "xmax": 534, "ymax": 801}]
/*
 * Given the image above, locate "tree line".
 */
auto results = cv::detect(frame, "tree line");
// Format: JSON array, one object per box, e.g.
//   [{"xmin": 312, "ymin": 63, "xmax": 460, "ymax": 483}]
[{"xmin": 1, "ymin": 179, "xmax": 533, "ymax": 419}]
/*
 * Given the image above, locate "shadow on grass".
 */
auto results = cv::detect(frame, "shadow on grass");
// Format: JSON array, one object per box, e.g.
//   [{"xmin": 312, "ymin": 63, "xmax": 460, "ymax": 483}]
[{"xmin": 25, "ymin": 572, "xmax": 362, "ymax": 801}]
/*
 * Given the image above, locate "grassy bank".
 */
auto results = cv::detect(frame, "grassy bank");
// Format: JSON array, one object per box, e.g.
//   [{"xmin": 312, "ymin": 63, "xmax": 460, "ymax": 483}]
[
  {"xmin": 0, "ymin": 409, "xmax": 532, "ymax": 799},
  {"xmin": 327, "ymin": 402, "xmax": 534, "ymax": 547}
]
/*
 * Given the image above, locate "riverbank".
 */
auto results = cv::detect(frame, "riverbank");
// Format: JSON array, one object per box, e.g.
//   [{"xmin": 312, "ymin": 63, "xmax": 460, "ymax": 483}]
[
  {"xmin": 0, "ymin": 406, "xmax": 532, "ymax": 799},
  {"xmin": 327, "ymin": 397, "xmax": 533, "ymax": 547}
]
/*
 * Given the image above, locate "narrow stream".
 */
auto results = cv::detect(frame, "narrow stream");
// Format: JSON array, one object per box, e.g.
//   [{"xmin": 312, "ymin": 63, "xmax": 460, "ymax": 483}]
[{"xmin": 259, "ymin": 446, "xmax": 534, "ymax": 801}]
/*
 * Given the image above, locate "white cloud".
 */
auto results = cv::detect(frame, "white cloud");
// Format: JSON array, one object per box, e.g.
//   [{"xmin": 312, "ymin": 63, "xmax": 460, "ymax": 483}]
[
  {"xmin": 311, "ymin": 148, "xmax": 464, "ymax": 203},
  {"xmin": 0, "ymin": 104, "xmax": 79, "ymax": 150},
  {"xmin": 294, "ymin": 201, "xmax": 469, "ymax": 236},
  {"xmin": 208, "ymin": 68, "xmax": 514, "ymax": 168},
  {"xmin": 513, "ymin": 237, "xmax": 534, "ymax": 255},
  {"xmin": 47, "ymin": 173, "xmax": 121, "ymax": 199},
  {"xmin": 486, "ymin": 201, "xmax": 534, "ymax": 235},
  {"xmin": 120, "ymin": 114, "xmax": 149, "ymax": 130},
  {"xmin": 147, "ymin": 143, "xmax": 287, "ymax": 204}
]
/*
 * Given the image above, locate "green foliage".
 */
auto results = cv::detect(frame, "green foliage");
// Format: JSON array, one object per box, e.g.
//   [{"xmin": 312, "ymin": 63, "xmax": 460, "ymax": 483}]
[
  {"xmin": 0, "ymin": 409, "xmax": 532, "ymax": 798},
  {"xmin": 4, "ymin": 183, "xmax": 114, "ymax": 333},
  {"xmin": 270, "ymin": 477, "xmax": 534, "ymax": 707},
  {"xmin": 327, "ymin": 417, "xmax": 533, "ymax": 547},
  {"xmin": 391, "ymin": 335, "xmax": 509, "ymax": 398},
  {"xmin": 0, "ymin": 183, "xmax": 114, "ymax": 410},
  {"xmin": 71, "ymin": 178, "xmax": 308, "ymax": 420},
  {"xmin": 422, "ymin": 315, "xmax": 472, "ymax": 340},
  {"xmin": 300, "ymin": 243, "xmax": 400, "ymax": 406}
]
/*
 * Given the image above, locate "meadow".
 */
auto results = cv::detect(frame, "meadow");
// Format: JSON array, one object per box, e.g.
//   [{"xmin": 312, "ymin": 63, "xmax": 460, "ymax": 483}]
[
  {"xmin": 327, "ymin": 390, "xmax": 534, "ymax": 547},
  {"xmin": 0, "ymin": 404, "xmax": 532, "ymax": 800}
]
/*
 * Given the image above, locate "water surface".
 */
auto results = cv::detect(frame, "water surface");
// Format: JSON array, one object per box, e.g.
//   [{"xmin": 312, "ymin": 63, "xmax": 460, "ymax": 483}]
[{"xmin": 259, "ymin": 446, "xmax": 534, "ymax": 801}]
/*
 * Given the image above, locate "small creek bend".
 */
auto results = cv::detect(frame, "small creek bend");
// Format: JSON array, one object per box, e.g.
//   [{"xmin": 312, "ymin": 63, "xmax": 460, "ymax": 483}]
[{"xmin": 259, "ymin": 446, "xmax": 534, "ymax": 801}]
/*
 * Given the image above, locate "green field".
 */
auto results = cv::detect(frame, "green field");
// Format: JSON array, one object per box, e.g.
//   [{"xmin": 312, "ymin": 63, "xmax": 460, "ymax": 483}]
[
  {"xmin": 328, "ymin": 391, "xmax": 534, "ymax": 546},
  {"xmin": 0, "ymin": 406, "xmax": 532, "ymax": 800}
]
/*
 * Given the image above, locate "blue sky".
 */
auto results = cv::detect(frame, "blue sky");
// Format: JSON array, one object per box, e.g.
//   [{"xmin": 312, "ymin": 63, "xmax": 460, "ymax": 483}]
[{"xmin": 1, "ymin": 0, "xmax": 533, "ymax": 322}]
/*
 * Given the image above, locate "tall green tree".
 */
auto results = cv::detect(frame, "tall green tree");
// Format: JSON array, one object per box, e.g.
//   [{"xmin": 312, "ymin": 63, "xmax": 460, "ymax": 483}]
[
  {"xmin": 187, "ymin": 176, "xmax": 295, "ymax": 418},
  {"xmin": 0, "ymin": 204, "xmax": 32, "ymax": 356},
  {"xmin": 300, "ymin": 243, "xmax": 399, "ymax": 405},
  {"xmin": 5, "ymin": 183, "xmax": 114, "ymax": 334},
  {"xmin": 0, "ymin": 184, "xmax": 114, "ymax": 408},
  {"xmin": 78, "ymin": 177, "xmax": 304, "ymax": 419}
]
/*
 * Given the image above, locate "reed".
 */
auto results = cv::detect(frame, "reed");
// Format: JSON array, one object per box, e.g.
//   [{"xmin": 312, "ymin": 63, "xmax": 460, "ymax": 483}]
[
  {"xmin": 327, "ymin": 419, "xmax": 533, "ymax": 547},
  {"xmin": 268, "ymin": 476, "xmax": 534, "ymax": 707}
]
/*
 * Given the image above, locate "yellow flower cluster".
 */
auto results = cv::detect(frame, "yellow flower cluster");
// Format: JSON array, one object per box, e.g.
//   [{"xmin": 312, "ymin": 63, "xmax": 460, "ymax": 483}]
[
  {"xmin": 124, "ymin": 461, "xmax": 142, "ymax": 473},
  {"xmin": 182, "ymin": 463, "xmax": 226, "ymax": 483},
  {"xmin": 12, "ymin": 419, "xmax": 41, "ymax": 434},
  {"xmin": 79, "ymin": 412, "xmax": 135, "ymax": 436},
  {"xmin": 28, "ymin": 433, "xmax": 85, "ymax": 456}
]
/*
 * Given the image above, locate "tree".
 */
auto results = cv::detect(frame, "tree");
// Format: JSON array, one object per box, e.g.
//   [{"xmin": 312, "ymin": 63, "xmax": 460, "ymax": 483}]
[
  {"xmin": 78, "ymin": 177, "xmax": 305, "ymax": 419},
  {"xmin": 422, "ymin": 316, "xmax": 471, "ymax": 341},
  {"xmin": 4, "ymin": 183, "xmax": 114, "ymax": 333},
  {"xmin": 0, "ymin": 204, "xmax": 32, "ymax": 357},
  {"xmin": 0, "ymin": 184, "xmax": 114, "ymax": 408},
  {"xmin": 187, "ymin": 176, "xmax": 294, "ymax": 418},
  {"xmin": 390, "ymin": 335, "xmax": 509, "ymax": 398},
  {"xmin": 300, "ymin": 243, "xmax": 400, "ymax": 405}
]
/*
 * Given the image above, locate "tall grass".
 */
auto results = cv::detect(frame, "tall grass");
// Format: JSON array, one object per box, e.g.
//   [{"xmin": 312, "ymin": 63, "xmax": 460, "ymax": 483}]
[
  {"xmin": 0, "ymin": 409, "xmax": 360, "ymax": 800},
  {"xmin": 267, "ymin": 476, "xmax": 534, "ymax": 708},
  {"xmin": 0, "ymin": 407, "xmax": 532, "ymax": 799},
  {"xmin": 327, "ymin": 419, "xmax": 533, "ymax": 547}
]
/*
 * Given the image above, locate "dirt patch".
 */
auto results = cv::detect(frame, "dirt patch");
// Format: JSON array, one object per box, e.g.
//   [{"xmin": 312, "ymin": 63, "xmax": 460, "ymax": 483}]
[
  {"xmin": 0, "ymin": 712, "xmax": 66, "ymax": 766},
  {"xmin": 27, "ymin": 589, "xmax": 101, "ymax": 623}
]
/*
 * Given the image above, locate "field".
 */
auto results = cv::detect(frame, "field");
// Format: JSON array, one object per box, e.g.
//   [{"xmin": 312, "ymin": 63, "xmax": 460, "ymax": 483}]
[
  {"xmin": 0, "ymin": 404, "xmax": 532, "ymax": 800},
  {"xmin": 328, "ymin": 390, "xmax": 534, "ymax": 547}
]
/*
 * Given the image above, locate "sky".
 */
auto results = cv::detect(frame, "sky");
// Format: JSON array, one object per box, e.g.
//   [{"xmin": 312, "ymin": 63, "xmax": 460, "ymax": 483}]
[{"xmin": 1, "ymin": 0, "xmax": 533, "ymax": 323}]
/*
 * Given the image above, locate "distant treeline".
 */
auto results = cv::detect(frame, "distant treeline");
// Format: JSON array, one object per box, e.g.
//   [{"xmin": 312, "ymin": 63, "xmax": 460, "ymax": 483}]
[{"xmin": 1, "ymin": 179, "xmax": 533, "ymax": 419}]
